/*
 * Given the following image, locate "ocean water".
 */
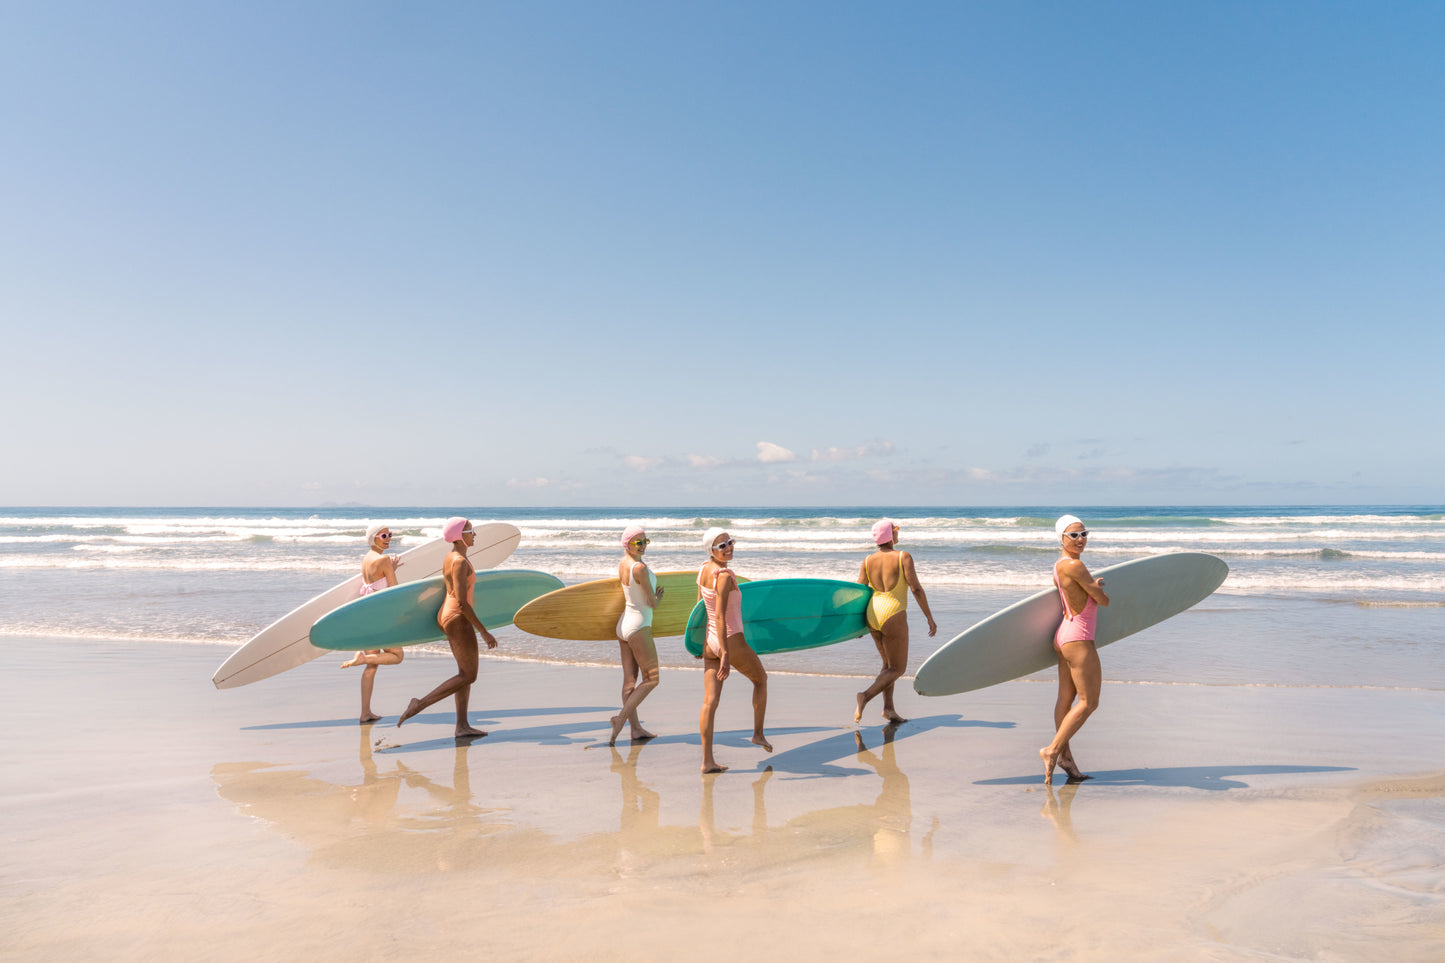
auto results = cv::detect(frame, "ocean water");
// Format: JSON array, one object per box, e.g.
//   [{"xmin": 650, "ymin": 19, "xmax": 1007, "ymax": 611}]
[{"xmin": 2, "ymin": 506, "xmax": 1441, "ymax": 690}]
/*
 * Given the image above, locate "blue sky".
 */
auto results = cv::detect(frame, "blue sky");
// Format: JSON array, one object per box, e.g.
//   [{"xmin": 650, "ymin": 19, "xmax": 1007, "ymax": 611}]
[{"xmin": 3, "ymin": 2, "xmax": 1441, "ymax": 507}]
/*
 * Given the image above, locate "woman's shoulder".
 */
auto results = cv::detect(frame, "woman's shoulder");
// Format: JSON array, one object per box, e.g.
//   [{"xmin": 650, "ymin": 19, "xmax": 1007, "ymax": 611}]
[{"xmin": 1054, "ymin": 556, "xmax": 1086, "ymax": 576}]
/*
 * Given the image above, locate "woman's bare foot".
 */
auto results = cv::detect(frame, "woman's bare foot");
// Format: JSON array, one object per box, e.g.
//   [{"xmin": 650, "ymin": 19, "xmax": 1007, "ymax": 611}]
[
  {"xmin": 455, "ymin": 725, "xmax": 488, "ymax": 738},
  {"xmin": 1040, "ymin": 746, "xmax": 1059, "ymax": 785},
  {"xmin": 883, "ymin": 710, "xmax": 908, "ymax": 724},
  {"xmin": 702, "ymin": 763, "xmax": 729, "ymax": 774},
  {"xmin": 341, "ymin": 654, "xmax": 364, "ymax": 668},
  {"xmin": 1059, "ymin": 754, "xmax": 1091, "ymax": 782},
  {"xmin": 751, "ymin": 734, "xmax": 773, "ymax": 752},
  {"xmin": 396, "ymin": 698, "xmax": 422, "ymax": 727},
  {"xmin": 608, "ymin": 714, "xmax": 626, "ymax": 747},
  {"xmin": 360, "ymin": 712, "xmax": 382, "ymax": 724},
  {"xmin": 855, "ymin": 692, "xmax": 867, "ymax": 723},
  {"xmin": 629, "ymin": 725, "xmax": 657, "ymax": 741}
]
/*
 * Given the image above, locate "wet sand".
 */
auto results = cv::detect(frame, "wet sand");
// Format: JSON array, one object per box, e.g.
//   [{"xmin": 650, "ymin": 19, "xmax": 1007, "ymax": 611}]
[{"xmin": 2, "ymin": 637, "xmax": 1442, "ymax": 961}]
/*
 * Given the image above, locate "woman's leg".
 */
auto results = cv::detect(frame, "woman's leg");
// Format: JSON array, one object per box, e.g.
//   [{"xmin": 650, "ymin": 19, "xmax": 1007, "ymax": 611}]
[
  {"xmin": 357, "ymin": 649, "xmax": 404, "ymax": 723},
  {"xmin": 360, "ymin": 664, "xmax": 381, "ymax": 723},
  {"xmin": 611, "ymin": 629, "xmax": 659, "ymax": 745},
  {"xmin": 397, "ymin": 620, "xmax": 483, "ymax": 737},
  {"xmin": 342, "ymin": 648, "xmax": 403, "ymax": 669},
  {"xmin": 856, "ymin": 613, "xmax": 909, "ymax": 723},
  {"xmin": 1040, "ymin": 641, "xmax": 1100, "ymax": 784},
  {"xmin": 699, "ymin": 656, "xmax": 727, "ymax": 773},
  {"xmin": 1052, "ymin": 651, "xmax": 1089, "ymax": 781},
  {"xmin": 725, "ymin": 635, "xmax": 771, "ymax": 752}
]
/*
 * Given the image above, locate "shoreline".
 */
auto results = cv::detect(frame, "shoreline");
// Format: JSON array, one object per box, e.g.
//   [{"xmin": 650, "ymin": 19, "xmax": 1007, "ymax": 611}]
[{"xmin": 4, "ymin": 635, "xmax": 1442, "ymax": 960}]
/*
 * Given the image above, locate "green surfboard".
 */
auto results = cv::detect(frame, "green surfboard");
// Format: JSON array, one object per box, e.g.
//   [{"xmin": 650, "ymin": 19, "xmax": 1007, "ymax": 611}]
[
  {"xmin": 683, "ymin": 578, "xmax": 873, "ymax": 657},
  {"xmin": 309, "ymin": 569, "xmax": 564, "ymax": 651}
]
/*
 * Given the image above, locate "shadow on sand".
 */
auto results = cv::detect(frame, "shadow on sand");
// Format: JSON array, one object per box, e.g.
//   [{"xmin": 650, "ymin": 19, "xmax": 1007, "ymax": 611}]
[
  {"xmin": 241, "ymin": 705, "xmax": 613, "ymax": 731},
  {"xmin": 978, "ymin": 764, "xmax": 1356, "ymax": 791}
]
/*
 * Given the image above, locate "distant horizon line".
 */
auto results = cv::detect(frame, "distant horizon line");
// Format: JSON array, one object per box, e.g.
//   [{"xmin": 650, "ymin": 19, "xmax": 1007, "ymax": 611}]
[{"xmin": 2, "ymin": 503, "xmax": 1440, "ymax": 512}]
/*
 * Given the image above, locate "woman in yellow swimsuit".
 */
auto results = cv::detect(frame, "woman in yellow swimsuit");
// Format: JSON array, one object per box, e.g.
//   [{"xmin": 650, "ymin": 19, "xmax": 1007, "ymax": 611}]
[{"xmin": 855, "ymin": 519, "xmax": 937, "ymax": 724}]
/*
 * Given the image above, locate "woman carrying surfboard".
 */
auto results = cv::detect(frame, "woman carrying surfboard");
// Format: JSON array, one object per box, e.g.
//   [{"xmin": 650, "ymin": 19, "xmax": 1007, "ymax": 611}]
[
  {"xmin": 340, "ymin": 523, "xmax": 405, "ymax": 723},
  {"xmin": 396, "ymin": 517, "xmax": 497, "ymax": 737},
  {"xmin": 855, "ymin": 519, "xmax": 937, "ymax": 725},
  {"xmin": 610, "ymin": 524, "xmax": 663, "ymax": 746},
  {"xmin": 1043, "ymin": 514, "xmax": 1110, "ymax": 784},
  {"xmin": 697, "ymin": 527, "xmax": 771, "ymax": 773}
]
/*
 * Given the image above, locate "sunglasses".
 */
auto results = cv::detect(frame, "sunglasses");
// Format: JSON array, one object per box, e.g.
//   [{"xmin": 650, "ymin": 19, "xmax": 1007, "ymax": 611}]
[
  {"xmin": 377, "ymin": 532, "xmax": 392, "ymax": 540},
  {"xmin": 630, "ymin": 537, "xmax": 651, "ymax": 547},
  {"xmin": 712, "ymin": 538, "xmax": 735, "ymax": 551},
  {"xmin": 1064, "ymin": 531, "xmax": 1089, "ymax": 540},
  {"xmin": 461, "ymin": 528, "xmax": 474, "ymax": 536}
]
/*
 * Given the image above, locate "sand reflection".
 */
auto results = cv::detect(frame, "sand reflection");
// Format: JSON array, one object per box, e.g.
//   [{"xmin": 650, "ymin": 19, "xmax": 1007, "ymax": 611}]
[{"xmin": 211, "ymin": 723, "xmax": 929, "ymax": 879}]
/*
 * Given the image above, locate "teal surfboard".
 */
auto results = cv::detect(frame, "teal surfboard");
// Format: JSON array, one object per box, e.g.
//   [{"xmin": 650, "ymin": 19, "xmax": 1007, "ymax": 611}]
[
  {"xmin": 683, "ymin": 578, "xmax": 873, "ymax": 657},
  {"xmin": 309, "ymin": 570, "xmax": 564, "ymax": 651}
]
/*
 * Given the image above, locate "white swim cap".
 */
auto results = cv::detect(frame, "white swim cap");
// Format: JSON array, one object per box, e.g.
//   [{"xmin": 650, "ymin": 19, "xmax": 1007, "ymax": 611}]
[
  {"xmin": 702, "ymin": 526, "xmax": 729, "ymax": 553},
  {"xmin": 365, "ymin": 523, "xmax": 387, "ymax": 547},
  {"xmin": 1054, "ymin": 514, "xmax": 1083, "ymax": 534}
]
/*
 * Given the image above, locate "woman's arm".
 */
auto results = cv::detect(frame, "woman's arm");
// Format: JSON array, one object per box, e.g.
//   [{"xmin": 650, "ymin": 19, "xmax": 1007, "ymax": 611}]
[
  {"xmin": 901, "ymin": 552, "xmax": 938, "ymax": 636},
  {"xmin": 713, "ymin": 568, "xmax": 733, "ymax": 678},
  {"xmin": 632, "ymin": 562, "xmax": 661, "ymax": 608},
  {"xmin": 448, "ymin": 558, "xmax": 497, "ymax": 647},
  {"xmin": 1060, "ymin": 558, "xmax": 1109, "ymax": 606}
]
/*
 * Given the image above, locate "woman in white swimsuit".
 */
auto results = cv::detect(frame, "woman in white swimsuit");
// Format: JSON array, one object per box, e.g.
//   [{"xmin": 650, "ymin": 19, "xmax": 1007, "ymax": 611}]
[{"xmin": 610, "ymin": 524, "xmax": 662, "ymax": 746}]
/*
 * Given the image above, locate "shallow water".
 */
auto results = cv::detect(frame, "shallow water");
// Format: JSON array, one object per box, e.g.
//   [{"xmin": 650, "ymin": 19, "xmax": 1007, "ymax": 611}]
[{"xmin": 2, "ymin": 506, "xmax": 1440, "ymax": 689}]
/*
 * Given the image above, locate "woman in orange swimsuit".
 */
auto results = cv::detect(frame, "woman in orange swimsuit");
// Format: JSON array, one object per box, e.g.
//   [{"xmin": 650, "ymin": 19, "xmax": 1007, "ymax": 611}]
[
  {"xmin": 697, "ymin": 527, "xmax": 771, "ymax": 773},
  {"xmin": 397, "ymin": 517, "xmax": 496, "ymax": 738},
  {"xmin": 341, "ymin": 523, "xmax": 405, "ymax": 723},
  {"xmin": 855, "ymin": 519, "xmax": 937, "ymax": 725},
  {"xmin": 1041, "ymin": 515, "xmax": 1110, "ymax": 785}
]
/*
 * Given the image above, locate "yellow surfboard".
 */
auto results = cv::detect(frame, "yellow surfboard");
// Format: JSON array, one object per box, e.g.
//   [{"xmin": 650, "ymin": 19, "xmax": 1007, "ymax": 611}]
[{"xmin": 514, "ymin": 570, "xmax": 748, "ymax": 640}]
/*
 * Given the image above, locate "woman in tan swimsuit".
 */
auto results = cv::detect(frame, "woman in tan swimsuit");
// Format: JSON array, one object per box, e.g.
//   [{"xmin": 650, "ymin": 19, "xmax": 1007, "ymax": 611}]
[{"xmin": 396, "ymin": 517, "xmax": 496, "ymax": 737}]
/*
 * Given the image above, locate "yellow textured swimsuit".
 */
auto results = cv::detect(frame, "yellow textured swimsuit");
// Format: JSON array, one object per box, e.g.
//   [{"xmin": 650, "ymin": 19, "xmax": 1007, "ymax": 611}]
[{"xmin": 864, "ymin": 552, "xmax": 910, "ymax": 631}]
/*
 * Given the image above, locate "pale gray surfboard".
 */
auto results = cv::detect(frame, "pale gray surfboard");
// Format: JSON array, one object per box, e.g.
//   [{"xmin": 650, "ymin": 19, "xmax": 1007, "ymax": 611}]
[
  {"xmin": 913, "ymin": 553, "xmax": 1228, "ymax": 697},
  {"xmin": 212, "ymin": 522, "xmax": 521, "ymax": 689}
]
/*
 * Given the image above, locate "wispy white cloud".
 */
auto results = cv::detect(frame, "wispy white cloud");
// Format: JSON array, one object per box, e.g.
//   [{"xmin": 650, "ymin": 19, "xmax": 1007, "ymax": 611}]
[
  {"xmin": 507, "ymin": 476, "xmax": 551, "ymax": 489},
  {"xmin": 623, "ymin": 455, "xmax": 663, "ymax": 473},
  {"xmin": 686, "ymin": 453, "xmax": 725, "ymax": 469},
  {"xmin": 810, "ymin": 440, "xmax": 894, "ymax": 462},
  {"xmin": 757, "ymin": 441, "xmax": 796, "ymax": 463}
]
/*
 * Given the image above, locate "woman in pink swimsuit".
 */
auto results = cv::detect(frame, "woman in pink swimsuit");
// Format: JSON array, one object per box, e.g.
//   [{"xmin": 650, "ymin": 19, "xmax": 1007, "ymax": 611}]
[
  {"xmin": 397, "ymin": 517, "xmax": 497, "ymax": 738},
  {"xmin": 697, "ymin": 527, "xmax": 771, "ymax": 773},
  {"xmin": 341, "ymin": 523, "xmax": 405, "ymax": 723},
  {"xmin": 1041, "ymin": 515, "xmax": 1109, "ymax": 785}
]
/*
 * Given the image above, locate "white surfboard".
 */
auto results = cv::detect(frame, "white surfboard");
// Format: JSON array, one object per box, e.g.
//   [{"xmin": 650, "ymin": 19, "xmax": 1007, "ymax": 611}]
[
  {"xmin": 912, "ymin": 553, "xmax": 1228, "ymax": 697},
  {"xmin": 211, "ymin": 522, "xmax": 522, "ymax": 689}
]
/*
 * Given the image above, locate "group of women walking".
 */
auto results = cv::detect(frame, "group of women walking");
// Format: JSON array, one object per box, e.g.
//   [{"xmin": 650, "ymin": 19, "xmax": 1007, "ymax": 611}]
[{"xmin": 352, "ymin": 514, "xmax": 1108, "ymax": 784}]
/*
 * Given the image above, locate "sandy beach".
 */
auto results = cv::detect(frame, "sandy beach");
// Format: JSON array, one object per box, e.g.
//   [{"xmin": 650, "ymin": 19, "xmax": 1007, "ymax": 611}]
[{"xmin": 2, "ymin": 636, "xmax": 1441, "ymax": 961}]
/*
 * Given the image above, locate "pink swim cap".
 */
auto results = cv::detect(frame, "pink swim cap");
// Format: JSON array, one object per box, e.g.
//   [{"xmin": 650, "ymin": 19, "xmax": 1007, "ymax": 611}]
[
  {"xmin": 441, "ymin": 517, "xmax": 468, "ymax": 543},
  {"xmin": 621, "ymin": 524, "xmax": 646, "ymax": 547},
  {"xmin": 871, "ymin": 519, "xmax": 896, "ymax": 545}
]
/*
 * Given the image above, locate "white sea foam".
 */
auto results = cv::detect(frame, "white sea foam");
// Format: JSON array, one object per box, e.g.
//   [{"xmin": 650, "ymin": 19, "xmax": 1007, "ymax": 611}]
[{"xmin": 0, "ymin": 554, "xmax": 356, "ymax": 573}]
